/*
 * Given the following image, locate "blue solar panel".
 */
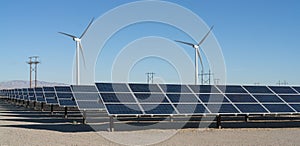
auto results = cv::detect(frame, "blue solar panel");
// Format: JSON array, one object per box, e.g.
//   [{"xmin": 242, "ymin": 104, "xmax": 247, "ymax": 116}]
[
  {"xmin": 46, "ymin": 98, "xmax": 58, "ymax": 104},
  {"xmin": 174, "ymin": 104, "xmax": 209, "ymax": 114},
  {"xmin": 73, "ymin": 93, "xmax": 100, "ymax": 100},
  {"xmin": 188, "ymin": 85, "xmax": 220, "ymax": 93},
  {"xmin": 225, "ymin": 94, "xmax": 257, "ymax": 103},
  {"xmin": 100, "ymin": 93, "xmax": 136, "ymax": 103},
  {"xmin": 263, "ymin": 104, "xmax": 295, "ymax": 113},
  {"xmin": 77, "ymin": 101, "xmax": 105, "ymax": 109},
  {"xmin": 106, "ymin": 104, "xmax": 143, "ymax": 115},
  {"xmin": 134, "ymin": 93, "xmax": 169, "ymax": 103},
  {"xmin": 205, "ymin": 104, "xmax": 239, "ymax": 113},
  {"xmin": 56, "ymin": 93, "xmax": 73, "ymax": 99},
  {"xmin": 159, "ymin": 84, "xmax": 191, "ymax": 93},
  {"xmin": 292, "ymin": 87, "xmax": 300, "ymax": 93},
  {"xmin": 243, "ymin": 86, "xmax": 272, "ymax": 93},
  {"xmin": 129, "ymin": 83, "xmax": 162, "ymax": 92},
  {"xmin": 58, "ymin": 99, "xmax": 76, "ymax": 106},
  {"xmin": 141, "ymin": 104, "xmax": 176, "ymax": 114},
  {"xmin": 235, "ymin": 104, "xmax": 267, "ymax": 113},
  {"xmin": 217, "ymin": 85, "xmax": 247, "ymax": 93},
  {"xmin": 198, "ymin": 94, "xmax": 229, "ymax": 103},
  {"xmin": 278, "ymin": 95, "xmax": 300, "ymax": 103},
  {"xmin": 268, "ymin": 86, "xmax": 297, "ymax": 94},
  {"xmin": 71, "ymin": 85, "xmax": 99, "ymax": 92},
  {"xmin": 288, "ymin": 104, "xmax": 300, "ymax": 112},
  {"xmin": 43, "ymin": 87, "xmax": 55, "ymax": 92},
  {"xmin": 252, "ymin": 95, "xmax": 283, "ymax": 103},
  {"xmin": 167, "ymin": 94, "xmax": 200, "ymax": 103},
  {"xmin": 55, "ymin": 86, "xmax": 72, "ymax": 92},
  {"xmin": 96, "ymin": 83, "xmax": 130, "ymax": 92},
  {"xmin": 44, "ymin": 93, "xmax": 56, "ymax": 98}
]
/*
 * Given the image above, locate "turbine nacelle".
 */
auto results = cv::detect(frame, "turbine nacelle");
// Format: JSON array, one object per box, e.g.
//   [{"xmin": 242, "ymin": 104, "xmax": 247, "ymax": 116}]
[
  {"xmin": 74, "ymin": 37, "xmax": 81, "ymax": 42},
  {"xmin": 193, "ymin": 45, "xmax": 199, "ymax": 49}
]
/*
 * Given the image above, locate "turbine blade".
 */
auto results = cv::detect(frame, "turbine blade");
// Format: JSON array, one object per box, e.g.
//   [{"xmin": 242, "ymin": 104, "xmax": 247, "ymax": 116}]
[
  {"xmin": 79, "ymin": 42, "xmax": 87, "ymax": 69},
  {"xmin": 196, "ymin": 48, "xmax": 204, "ymax": 71},
  {"xmin": 80, "ymin": 17, "xmax": 95, "ymax": 39},
  {"xmin": 174, "ymin": 40, "xmax": 194, "ymax": 47},
  {"xmin": 198, "ymin": 25, "xmax": 214, "ymax": 46},
  {"xmin": 58, "ymin": 32, "xmax": 77, "ymax": 38}
]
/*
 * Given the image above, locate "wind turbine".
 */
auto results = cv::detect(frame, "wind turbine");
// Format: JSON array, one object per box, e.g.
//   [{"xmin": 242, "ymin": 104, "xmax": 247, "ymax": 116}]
[
  {"xmin": 59, "ymin": 18, "xmax": 94, "ymax": 85},
  {"xmin": 175, "ymin": 25, "xmax": 214, "ymax": 85}
]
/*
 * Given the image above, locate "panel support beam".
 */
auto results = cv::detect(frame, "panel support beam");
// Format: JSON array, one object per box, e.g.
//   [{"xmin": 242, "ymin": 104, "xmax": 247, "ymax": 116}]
[
  {"xmin": 109, "ymin": 116, "xmax": 114, "ymax": 132},
  {"xmin": 216, "ymin": 115, "xmax": 221, "ymax": 129},
  {"xmin": 50, "ymin": 105, "xmax": 54, "ymax": 115},
  {"xmin": 64, "ymin": 107, "xmax": 68, "ymax": 118}
]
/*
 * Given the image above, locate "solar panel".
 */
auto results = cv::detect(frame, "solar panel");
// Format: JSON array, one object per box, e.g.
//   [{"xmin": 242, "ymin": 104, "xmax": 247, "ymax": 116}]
[
  {"xmin": 159, "ymin": 84, "xmax": 191, "ymax": 93},
  {"xmin": 71, "ymin": 85, "xmax": 99, "ymax": 92},
  {"xmin": 129, "ymin": 83, "xmax": 162, "ymax": 92},
  {"xmin": 33, "ymin": 87, "xmax": 43, "ymax": 102},
  {"xmin": 188, "ymin": 85, "xmax": 220, "ymax": 93},
  {"xmin": 292, "ymin": 86, "xmax": 300, "ymax": 93},
  {"xmin": 288, "ymin": 104, "xmax": 300, "ymax": 112},
  {"xmin": 205, "ymin": 103, "xmax": 239, "ymax": 113},
  {"xmin": 243, "ymin": 86, "xmax": 272, "ymax": 93},
  {"xmin": 54, "ymin": 86, "xmax": 76, "ymax": 107},
  {"xmin": 174, "ymin": 104, "xmax": 209, "ymax": 114},
  {"xmin": 106, "ymin": 104, "xmax": 143, "ymax": 115},
  {"xmin": 134, "ymin": 93, "xmax": 169, "ymax": 103},
  {"xmin": 268, "ymin": 86, "xmax": 297, "ymax": 94},
  {"xmin": 73, "ymin": 92, "xmax": 100, "ymax": 100},
  {"xmin": 43, "ymin": 87, "xmax": 58, "ymax": 105},
  {"xmin": 263, "ymin": 104, "xmax": 295, "ymax": 113},
  {"xmin": 235, "ymin": 104, "xmax": 268, "ymax": 113},
  {"xmin": 167, "ymin": 94, "xmax": 200, "ymax": 103},
  {"xmin": 96, "ymin": 83, "xmax": 130, "ymax": 92},
  {"xmin": 278, "ymin": 95, "xmax": 300, "ymax": 103},
  {"xmin": 76, "ymin": 101, "xmax": 104, "ymax": 109},
  {"xmin": 216, "ymin": 85, "xmax": 247, "ymax": 93},
  {"xmin": 225, "ymin": 94, "xmax": 257, "ymax": 103},
  {"xmin": 197, "ymin": 94, "xmax": 229, "ymax": 103},
  {"xmin": 141, "ymin": 104, "xmax": 176, "ymax": 114},
  {"xmin": 55, "ymin": 86, "xmax": 72, "ymax": 92},
  {"xmin": 71, "ymin": 85, "xmax": 105, "ymax": 110},
  {"xmin": 100, "ymin": 93, "xmax": 137, "ymax": 103},
  {"xmin": 43, "ymin": 87, "xmax": 55, "ymax": 92},
  {"xmin": 252, "ymin": 95, "xmax": 283, "ymax": 103}
]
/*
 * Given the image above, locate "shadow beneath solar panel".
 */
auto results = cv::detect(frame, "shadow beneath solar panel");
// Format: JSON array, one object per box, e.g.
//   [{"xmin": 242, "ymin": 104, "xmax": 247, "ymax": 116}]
[{"xmin": 0, "ymin": 124, "xmax": 95, "ymax": 132}]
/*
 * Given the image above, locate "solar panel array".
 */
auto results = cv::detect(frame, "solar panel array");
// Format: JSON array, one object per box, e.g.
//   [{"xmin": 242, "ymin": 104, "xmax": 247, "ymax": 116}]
[
  {"xmin": 2, "ymin": 83, "xmax": 300, "ymax": 117},
  {"xmin": 95, "ymin": 83, "xmax": 300, "ymax": 116}
]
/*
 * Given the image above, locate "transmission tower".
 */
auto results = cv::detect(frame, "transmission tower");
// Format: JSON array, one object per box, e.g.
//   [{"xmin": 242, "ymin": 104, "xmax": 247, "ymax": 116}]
[
  {"xmin": 27, "ymin": 56, "xmax": 40, "ymax": 88},
  {"xmin": 146, "ymin": 72, "xmax": 155, "ymax": 84}
]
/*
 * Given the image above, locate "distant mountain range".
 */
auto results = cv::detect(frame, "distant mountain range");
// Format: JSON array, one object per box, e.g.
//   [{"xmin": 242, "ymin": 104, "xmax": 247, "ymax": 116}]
[{"xmin": 0, "ymin": 80, "xmax": 68, "ymax": 89}]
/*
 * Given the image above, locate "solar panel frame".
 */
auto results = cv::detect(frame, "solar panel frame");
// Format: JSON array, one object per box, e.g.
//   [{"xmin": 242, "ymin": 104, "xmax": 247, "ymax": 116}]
[
  {"xmin": 54, "ymin": 86, "xmax": 77, "ymax": 107},
  {"xmin": 42, "ymin": 87, "xmax": 58, "ymax": 105},
  {"xmin": 71, "ymin": 85, "xmax": 105, "ymax": 111}
]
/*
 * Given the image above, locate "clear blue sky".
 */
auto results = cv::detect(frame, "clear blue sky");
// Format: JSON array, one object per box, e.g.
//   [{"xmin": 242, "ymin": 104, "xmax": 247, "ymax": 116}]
[{"xmin": 0, "ymin": 0, "xmax": 299, "ymax": 85}]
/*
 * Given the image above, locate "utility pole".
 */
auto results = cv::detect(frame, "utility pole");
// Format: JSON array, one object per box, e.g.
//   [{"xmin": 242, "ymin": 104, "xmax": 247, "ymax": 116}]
[
  {"xmin": 27, "ymin": 56, "xmax": 40, "ymax": 88},
  {"xmin": 146, "ymin": 72, "xmax": 155, "ymax": 84},
  {"xmin": 277, "ymin": 80, "xmax": 288, "ymax": 86}
]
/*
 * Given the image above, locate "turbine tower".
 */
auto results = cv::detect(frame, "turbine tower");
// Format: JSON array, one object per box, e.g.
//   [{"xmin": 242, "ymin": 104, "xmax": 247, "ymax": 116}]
[
  {"xmin": 175, "ymin": 26, "xmax": 214, "ymax": 85},
  {"xmin": 59, "ymin": 18, "xmax": 94, "ymax": 85}
]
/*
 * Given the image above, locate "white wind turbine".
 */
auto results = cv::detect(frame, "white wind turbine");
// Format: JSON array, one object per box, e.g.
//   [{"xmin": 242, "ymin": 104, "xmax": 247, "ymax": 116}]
[
  {"xmin": 59, "ymin": 18, "xmax": 94, "ymax": 85},
  {"xmin": 175, "ymin": 26, "xmax": 214, "ymax": 85}
]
